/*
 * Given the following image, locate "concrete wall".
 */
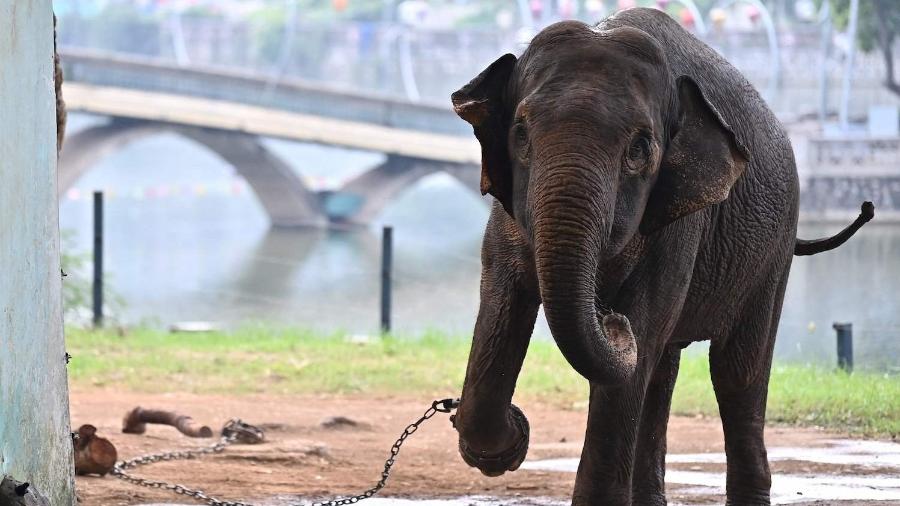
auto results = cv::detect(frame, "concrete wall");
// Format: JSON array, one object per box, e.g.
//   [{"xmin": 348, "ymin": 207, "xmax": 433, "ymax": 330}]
[{"xmin": 0, "ymin": 1, "xmax": 75, "ymax": 503}]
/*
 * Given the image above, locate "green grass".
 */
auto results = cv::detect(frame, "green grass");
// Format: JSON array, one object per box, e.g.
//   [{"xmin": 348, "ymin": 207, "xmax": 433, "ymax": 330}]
[
  {"xmin": 673, "ymin": 356, "xmax": 900, "ymax": 437},
  {"xmin": 66, "ymin": 326, "xmax": 900, "ymax": 437}
]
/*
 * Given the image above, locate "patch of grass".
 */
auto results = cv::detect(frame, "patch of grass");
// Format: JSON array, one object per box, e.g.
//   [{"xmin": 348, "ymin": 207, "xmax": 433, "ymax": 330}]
[
  {"xmin": 66, "ymin": 327, "xmax": 900, "ymax": 437},
  {"xmin": 66, "ymin": 326, "xmax": 471, "ymax": 396},
  {"xmin": 673, "ymin": 357, "xmax": 900, "ymax": 437}
]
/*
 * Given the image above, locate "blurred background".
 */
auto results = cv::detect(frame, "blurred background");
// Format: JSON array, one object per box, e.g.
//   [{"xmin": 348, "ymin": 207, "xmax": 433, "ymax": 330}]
[{"xmin": 54, "ymin": 0, "xmax": 899, "ymax": 371}]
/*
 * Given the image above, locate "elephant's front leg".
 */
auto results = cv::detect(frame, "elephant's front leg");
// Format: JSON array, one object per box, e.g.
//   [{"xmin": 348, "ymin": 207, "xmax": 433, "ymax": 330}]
[
  {"xmin": 632, "ymin": 344, "xmax": 683, "ymax": 505},
  {"xmin": 453, "ymin": 209, "xmax": 541, "ymax": 477},
  {"xmin": 573, "ymin": 360, "xmax": 653, "ymax": 506}
]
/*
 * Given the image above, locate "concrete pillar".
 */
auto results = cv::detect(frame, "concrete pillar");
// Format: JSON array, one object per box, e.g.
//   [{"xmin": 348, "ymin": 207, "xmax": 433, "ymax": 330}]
[
  {"xmin": 0, "ymin": 1, "xmax": 76, "ymax": 504},
  {"xmin": 336, "ymin": 156, "xmax": 483, "ymax": 225},
  {"xmin": 181, "ymin": 128, "xmax": 327, "ymax": 228},
  {"xmin": 337, "ymin": 156, "xmax": 440, "ymax": 225}
]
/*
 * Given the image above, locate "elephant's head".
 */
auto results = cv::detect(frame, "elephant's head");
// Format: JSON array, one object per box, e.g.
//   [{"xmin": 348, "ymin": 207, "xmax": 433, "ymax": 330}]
[{"xmin": 453, "ymin": 21, "xmax": 749, "ymax": 385}]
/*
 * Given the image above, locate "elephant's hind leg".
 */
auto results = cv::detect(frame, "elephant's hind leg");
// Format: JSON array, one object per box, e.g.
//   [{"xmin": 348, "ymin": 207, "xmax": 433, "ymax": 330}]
[
  {"xmin": 632, "ymin": 344, "xmax": 683, "ymax": 506},
  {"xmin": 709, "ymin": 271, "xmax": 789, "ymax": 506}
]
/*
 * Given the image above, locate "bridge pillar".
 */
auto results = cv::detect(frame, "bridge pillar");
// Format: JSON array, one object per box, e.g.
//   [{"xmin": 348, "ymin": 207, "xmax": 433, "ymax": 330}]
[
  {"xmin": 180, "ymin": 128, "xmax": 326, "ymax": 228},
  {"xmin": 330, "ymin": 155, "xmax": 482, "ymax": 226}
]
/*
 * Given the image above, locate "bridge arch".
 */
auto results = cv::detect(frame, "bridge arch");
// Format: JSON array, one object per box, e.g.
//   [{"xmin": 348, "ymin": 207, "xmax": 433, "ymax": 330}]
[
  {"xmin": 334, "ymin": 155, "xmax": 485, "ymax": 225},
  {"xmin": 58, "ymin": 120, "xmax": 326, "ymax": 227}
]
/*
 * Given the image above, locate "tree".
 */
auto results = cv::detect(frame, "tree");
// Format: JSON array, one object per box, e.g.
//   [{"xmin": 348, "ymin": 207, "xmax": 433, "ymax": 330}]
[{"xmin": 821, "ymin": 0, "xmax": 900, "ymax": 98}]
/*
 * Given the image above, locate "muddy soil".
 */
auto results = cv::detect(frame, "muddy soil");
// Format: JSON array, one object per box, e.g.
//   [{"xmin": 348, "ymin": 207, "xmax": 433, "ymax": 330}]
[{"xmin": 70, "ymin": 390, "xmax": 890, "ymax": 505}]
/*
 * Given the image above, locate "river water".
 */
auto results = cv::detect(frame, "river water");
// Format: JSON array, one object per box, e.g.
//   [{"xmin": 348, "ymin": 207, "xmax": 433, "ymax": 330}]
[{"xmin": 59, "ymin": 115, "xmax": 900, "ymax": 371}]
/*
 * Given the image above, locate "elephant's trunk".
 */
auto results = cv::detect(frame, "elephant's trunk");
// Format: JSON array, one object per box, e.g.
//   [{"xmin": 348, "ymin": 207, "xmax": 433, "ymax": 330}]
[{"xmin": 532, "ymin": 164, "xmax": 638, "ymax": 385}]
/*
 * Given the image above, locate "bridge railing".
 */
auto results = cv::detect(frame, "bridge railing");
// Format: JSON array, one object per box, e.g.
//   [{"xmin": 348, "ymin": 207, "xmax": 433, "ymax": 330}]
[
  {"xmin": 55, "ymin": 13, "xmax": 900, "ymax": 118},
  {"xmin": 56, "ymin": 14, "xmax": 517, "ymax": 106},
  {"xmin": 61, "ymin": 48, "xmax": 469, "ymax": 137}
]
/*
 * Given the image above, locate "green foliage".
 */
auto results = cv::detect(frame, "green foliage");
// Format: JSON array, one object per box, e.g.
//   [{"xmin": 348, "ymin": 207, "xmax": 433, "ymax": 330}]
[
  {"xmin": 248, "ymin": 4, "xmax": 290, "ymax": 66},
  {"xmin": 819, "ymin": 0, "xmax": 900, "ymax": 53},
  {"xmin": 816, "ymin": 0, "xmax": 900, "ymax": 95},
  {"xmin": 59, "ymin": 231, "xmax": 125, "ymax": 324},
  {"xmin": 181, "ymin": 6, "xmax": 226, "ymax": 19},
  {"xmin": 66, "ymin": 326, "xmax": 900, "ymax": 437},
  {"xmin": 60, "ymin": 231, "xmax": 92, "ymax": 319}
]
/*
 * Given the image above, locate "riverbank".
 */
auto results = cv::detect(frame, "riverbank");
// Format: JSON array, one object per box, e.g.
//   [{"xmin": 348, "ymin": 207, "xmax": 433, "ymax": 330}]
[{"xmin": 66, "ymin": 326, "xmax": 900, "ymax": 437}]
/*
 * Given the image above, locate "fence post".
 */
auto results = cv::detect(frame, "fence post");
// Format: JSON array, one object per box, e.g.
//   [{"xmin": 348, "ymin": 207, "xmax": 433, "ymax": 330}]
[
  {"xmin": 833, "ymin": 322, "xmax": 853, "ymax": 372},
  {"xmin": 92, "ymin": 191, "xmax": 104, "ymax": 327},
  {"xmin": 380, "ymin": 226, "xmax": 393, "ymax": 334}
]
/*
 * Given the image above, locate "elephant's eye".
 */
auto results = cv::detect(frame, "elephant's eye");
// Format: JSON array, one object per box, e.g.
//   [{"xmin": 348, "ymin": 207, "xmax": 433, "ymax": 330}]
[
  {"xmin": 514, "ymin": 121, "xmax": 529, "ymax": 145},
  {"xmin": 513, "ymin": 121, "xmax": 531, "ymax": 162},
  {"xmin": 627, "ymin": 136, "xmax": 651, "ymax": 162},
  {"xmin": 625, "ymin": 135, "xmax": 652, "ymax": 174}
]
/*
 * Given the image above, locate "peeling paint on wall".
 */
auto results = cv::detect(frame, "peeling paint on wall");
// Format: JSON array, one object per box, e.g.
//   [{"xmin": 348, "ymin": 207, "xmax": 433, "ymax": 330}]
[{"xmin": 0, "ymin": 0, "xmax": 76, "ymax": 504}]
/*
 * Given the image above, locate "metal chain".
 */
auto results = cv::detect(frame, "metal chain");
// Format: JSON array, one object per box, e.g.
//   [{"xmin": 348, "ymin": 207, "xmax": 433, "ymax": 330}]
[
  {"xmin": 111, "ymin": 419, "xmax": 265, "ymax": 506},
  {"xmin": 111, "ymin": 398, "xmax": 459, "ymax": 506}
]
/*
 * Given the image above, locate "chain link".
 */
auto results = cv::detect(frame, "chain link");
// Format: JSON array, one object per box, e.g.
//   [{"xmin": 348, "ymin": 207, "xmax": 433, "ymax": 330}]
[{"xmin": 111, "ymin": 399, "xmax": 459, "ymax": 506}]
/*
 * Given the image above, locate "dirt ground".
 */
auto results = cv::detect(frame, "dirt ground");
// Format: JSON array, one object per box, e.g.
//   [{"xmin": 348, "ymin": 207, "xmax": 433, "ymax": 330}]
[{"xmin": 70, "ymin": 389, "xmax": 893, "ymax": 505}]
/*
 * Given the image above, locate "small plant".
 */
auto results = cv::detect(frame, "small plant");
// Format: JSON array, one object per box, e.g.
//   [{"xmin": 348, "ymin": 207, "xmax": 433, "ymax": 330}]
[
  {"xmin": 60, "ymin": 230, "xmax": 92, "ymax": 322},
  {"xmin": 60, "ymin": 230, "xmax": 125, "ymax": 326}
]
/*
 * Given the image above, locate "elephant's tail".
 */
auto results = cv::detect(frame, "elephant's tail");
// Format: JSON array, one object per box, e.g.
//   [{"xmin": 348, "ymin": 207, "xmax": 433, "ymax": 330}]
[{"xmin": 794, "ymin": 201, "xmax": 875, "ymax": 256}]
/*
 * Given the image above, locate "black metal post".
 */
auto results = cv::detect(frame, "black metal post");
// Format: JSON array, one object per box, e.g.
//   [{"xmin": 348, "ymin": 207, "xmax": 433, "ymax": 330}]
[
  {"xmin": 380, "ymin": 226, "xmax": 393, "ymax": 334},
  {"xmin": 92, "ymin": 191, "xmax": 104, "ymax": 327},
  {"xmin": 833, "ymin": 322, "xmax": 853, "ymax": 372}
]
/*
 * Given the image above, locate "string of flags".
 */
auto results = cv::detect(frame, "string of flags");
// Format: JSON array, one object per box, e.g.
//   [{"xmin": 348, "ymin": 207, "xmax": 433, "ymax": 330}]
[
  {"xmin": 63, "ymin": 175, "xmax": 338, "ymax": 202},
  {"xmin": 64, "ymin": 181, "xmax": 244, "ymax": 202}
]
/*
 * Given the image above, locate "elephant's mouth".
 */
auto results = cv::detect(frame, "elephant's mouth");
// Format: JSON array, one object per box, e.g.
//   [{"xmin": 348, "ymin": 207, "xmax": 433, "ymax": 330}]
[{"xmin": 595, "ymin": 297, "xmax": 615, "ymax": 317}]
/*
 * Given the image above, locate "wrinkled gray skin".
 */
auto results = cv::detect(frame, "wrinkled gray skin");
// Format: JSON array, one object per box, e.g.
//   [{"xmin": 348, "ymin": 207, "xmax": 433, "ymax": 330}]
[{"xmin": 450, "ymin": 8, "xmax": 867, "ymax": 506}]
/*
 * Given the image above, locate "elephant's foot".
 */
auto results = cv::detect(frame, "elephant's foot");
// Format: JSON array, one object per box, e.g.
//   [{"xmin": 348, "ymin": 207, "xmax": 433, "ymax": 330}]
[
  {"xmin": 725, "ymin": 494, "xmax": 771, "ymax": 506},
  {"xmin": 632, "ymin": 491, "xmax": 667, "ymax": 506},
  {"xmin": 572, "ymin": 490, "xmax": 632, "ymax": 506},
  {"xmin": 452, "ymin": 404, "xmax": 530, "ymax": 477}
]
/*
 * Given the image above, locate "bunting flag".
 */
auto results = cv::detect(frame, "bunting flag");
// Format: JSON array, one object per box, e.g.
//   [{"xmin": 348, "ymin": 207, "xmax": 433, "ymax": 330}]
[
  {"xmin": 64, "ymin": 173, "xmax": 353, "ymax": 202},
  {"xmin": 63, "ymin": 174, "xmax": 349, "ymax": 202},
  {"xmin": 64, "ymin": 179, "xmax": 251, "ymax": 201}
]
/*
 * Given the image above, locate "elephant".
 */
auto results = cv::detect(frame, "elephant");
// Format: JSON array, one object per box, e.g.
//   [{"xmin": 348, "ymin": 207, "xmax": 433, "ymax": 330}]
[{"xmin": 449, "ymin": 8, "xmax": 873, "ymax": 506}]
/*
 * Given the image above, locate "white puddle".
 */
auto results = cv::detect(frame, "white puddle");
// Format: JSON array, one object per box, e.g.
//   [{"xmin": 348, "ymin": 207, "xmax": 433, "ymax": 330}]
[
  {"xmin": 669, "ymin": 470, "xmax": 900, "ymax": 504},
  {"xmin": 521, "ymin": 438, "xmax": 900, "ymax": 504},
  {"xmin": 667, "ymin": 439, "xmax": 900, "ymax": 468}
]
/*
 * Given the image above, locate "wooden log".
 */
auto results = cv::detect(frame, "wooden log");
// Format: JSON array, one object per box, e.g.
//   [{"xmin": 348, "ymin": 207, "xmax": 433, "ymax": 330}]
[{"xmin": 122, "ymin": 407, "xmax": 213, "ymax": 438}]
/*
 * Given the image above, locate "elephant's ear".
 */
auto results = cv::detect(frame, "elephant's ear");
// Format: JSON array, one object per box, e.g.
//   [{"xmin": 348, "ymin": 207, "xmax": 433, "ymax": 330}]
[
  {"xmin": 451, "ymin": 53, "xmax": 517, "ymax": 215},
  {"xmin": 640, "ymin": 76, "xmax": 750, "ymax": 234}
]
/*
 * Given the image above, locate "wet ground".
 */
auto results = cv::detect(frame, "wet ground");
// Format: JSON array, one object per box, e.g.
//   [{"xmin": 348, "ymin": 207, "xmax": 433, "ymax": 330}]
[
  {"xmin": 70, "ymin": 390, "xmax": 898, "ymax": 506},
  {"xmin": 523, "ymin": 439, "xmax": 900, "ymax": 504},
  {"xmin": 141, "ymin": 437, "xmax": 900, "ymax": 505}
]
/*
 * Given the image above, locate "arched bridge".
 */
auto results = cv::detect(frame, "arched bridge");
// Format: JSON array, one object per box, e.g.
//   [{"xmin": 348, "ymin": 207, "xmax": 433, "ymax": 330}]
[{"xmin": 59, "ymin": 49, "xmax": 483, "ymax": 227}]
